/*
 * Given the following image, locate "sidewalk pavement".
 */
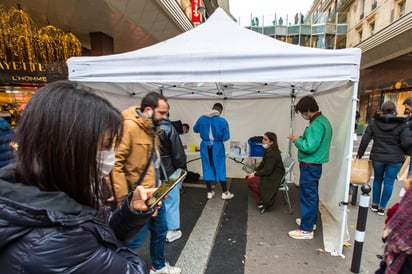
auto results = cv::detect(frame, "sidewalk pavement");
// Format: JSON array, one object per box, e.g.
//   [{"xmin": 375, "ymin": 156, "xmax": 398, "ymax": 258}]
[{"xmin": 176, "ymin": 177, "xmax": 404, "ymax": 274}]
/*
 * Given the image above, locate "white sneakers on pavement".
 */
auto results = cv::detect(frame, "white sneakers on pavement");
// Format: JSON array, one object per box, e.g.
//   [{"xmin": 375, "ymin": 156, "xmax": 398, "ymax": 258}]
[
  {"xmin": 166, "ymin": 230, "xmax": 182, "ymax": 243},
  {"xmin": 288, "ymin": 228, "xmax": 314, "ymax": 240},
  {"xmin": 221, "ymin": 191, "xmax": 234, "ymax": 200},
  {"xmin": 207, "ymin": 190, "xmax": 234, "ymax": 200},
  {"xmin": 150, "ymin": 263, "xmax": 181, "ymax": 274},
  {"xmin": 207, "ymin": 191, "xmax": 215, "ymax": 199}
]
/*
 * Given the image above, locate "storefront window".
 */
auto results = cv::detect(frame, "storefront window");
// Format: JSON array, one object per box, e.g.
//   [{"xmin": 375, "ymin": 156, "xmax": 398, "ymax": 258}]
[{"xmin": 0, "ymin": 86, "xmax": 36, "ymax": 128}]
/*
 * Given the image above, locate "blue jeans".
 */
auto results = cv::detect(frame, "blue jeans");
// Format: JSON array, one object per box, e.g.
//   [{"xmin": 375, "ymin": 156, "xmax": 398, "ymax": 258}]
[
  {"xmin": 127, "ymin": 205, "xmax": 167, "ymax": 270},
  {"xmin": 372, "ymin": 161, "xmax": 402, "ymax": 209},
  {"xmin": 164, "ymin": 182, "xmax": 181, "ymax": 230},
  {"xmin": 299, "ymin": 164, "xmax": 322, "ymax": 232},
  {"xmin": 409, "ymin": 157, "xmax": 412, "ymax": 176}
]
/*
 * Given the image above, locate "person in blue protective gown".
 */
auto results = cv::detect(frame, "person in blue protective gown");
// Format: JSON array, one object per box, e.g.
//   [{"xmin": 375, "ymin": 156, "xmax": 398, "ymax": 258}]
[{"xmin": 193, "ymin": 103, "xmax": 234, "ymax": 200}]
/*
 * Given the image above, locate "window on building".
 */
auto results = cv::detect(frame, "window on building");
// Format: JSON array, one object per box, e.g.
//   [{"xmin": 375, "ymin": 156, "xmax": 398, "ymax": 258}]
[
  {"xmin": 391, "ymin": 9, "xmax": 395, "ymax": 22},
  {"xmin": 372, "ymin": 0, "xmax": 377, "ymax": 10},
  {"xmin": 399, "ymin": 0, "xmax": 406, "ymax": 17},
  {"xmin": 370, "ymin": 21, "xmax": 375, "ymax": 35},
  {"xmin": 358, "ymin": 30, "xmax": 363, "ymax": 42}
]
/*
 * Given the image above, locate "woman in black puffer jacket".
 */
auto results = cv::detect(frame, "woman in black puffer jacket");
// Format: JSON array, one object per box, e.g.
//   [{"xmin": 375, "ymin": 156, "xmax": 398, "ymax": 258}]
[
  {"xmin": 0, "ymin": 81, "xmax": 155, "ymax": 274},
  {"xmin": 357, "ymin": 101, "xmax": 412, "ymax": 216}
]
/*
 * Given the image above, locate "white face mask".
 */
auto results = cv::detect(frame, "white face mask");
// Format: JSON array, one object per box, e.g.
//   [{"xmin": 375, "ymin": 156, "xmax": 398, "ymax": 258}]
[
  {"xmin": 301, "ymin": 113, "xmax": 310, "ymax": 120},
  {"xmin": 262, "ymin": 143, "xmax": 270, "ymax": 149},
  {"xmin": 96, "ymin": 148, "xmax": 115, "ymax": 177}
]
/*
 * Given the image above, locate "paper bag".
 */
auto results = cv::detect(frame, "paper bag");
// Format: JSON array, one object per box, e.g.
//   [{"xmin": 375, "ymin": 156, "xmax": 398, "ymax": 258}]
[
  {"xmin": 397, "ymin": 156, "xmax": 410, "ymax": 181},
  {"xmin": 350, "ymin": 159, "xmax": 372, "ymax": 184}
]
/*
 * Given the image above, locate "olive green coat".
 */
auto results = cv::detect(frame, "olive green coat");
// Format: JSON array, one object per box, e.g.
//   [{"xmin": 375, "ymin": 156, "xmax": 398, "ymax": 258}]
[{"xmin": 255, "ymin": 148, "xmax": 285, "ymax": 207}]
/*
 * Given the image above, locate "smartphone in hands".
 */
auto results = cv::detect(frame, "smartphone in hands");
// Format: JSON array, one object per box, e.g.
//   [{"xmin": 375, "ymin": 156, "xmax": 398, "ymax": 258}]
[{"xmin": 145, "ymin": 168, "xmax": 188, "ymax": 209}]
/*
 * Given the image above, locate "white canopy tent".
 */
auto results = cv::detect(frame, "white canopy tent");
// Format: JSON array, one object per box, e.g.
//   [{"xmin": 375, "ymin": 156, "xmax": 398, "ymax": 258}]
[{"xmin": 67, "ymin": 8, "xmax": 361, "ymax": 257}]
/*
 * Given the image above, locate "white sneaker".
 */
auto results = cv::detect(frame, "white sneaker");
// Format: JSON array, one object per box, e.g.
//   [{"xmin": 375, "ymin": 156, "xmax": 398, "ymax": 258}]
[
  {"xmin": 150, "ymin": 263, "xmax": 181, "ymax": 274},
  {"xmin": 288, "ymin": 228, "xmax": 314, "ymax": 240},
  {"xmin": 207, "ymin": 191, "xmax": 215, "ymax": 199},
  {"xmin": 166, "ymin": 230, "xmax": 182, "ymax": 243},
  {"xmin": 221, "ymin": 191, "xmax": 234, "ymax": 200},
  {"xmin": 296, "ymin": 218, "xmax": 317, "ymax": 230}
]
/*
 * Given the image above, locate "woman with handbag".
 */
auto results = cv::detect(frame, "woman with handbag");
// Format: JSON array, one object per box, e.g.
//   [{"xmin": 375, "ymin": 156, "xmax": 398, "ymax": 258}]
[{"xmin": 356, "ymin": 101, "xmax": 412, "ymax": 216}]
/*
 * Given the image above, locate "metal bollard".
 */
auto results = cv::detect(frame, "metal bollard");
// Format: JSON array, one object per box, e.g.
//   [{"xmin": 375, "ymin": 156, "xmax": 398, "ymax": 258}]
[{"xmin": 350, "ymin": 184, "xmax": 371, "ymax": 273}]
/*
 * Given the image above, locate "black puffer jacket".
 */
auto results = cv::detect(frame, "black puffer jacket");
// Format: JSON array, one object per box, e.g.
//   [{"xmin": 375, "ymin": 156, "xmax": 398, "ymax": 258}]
[
  {"xmin": 159, "ymin": 119, "xmax": 187, "ymax": 179},
  {"xmin": 357, "ymin": 114, "xmax": 412, "ymax": 163},
  {"xmin": 0, "ymin": 165, "xmax": 152, "ymax": 274}
]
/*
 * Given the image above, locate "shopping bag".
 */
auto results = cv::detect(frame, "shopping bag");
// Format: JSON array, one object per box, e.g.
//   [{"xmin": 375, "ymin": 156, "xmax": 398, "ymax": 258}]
[
  {"xmin": 397, "ymin": 156, "xmax": 410, "ymax": 181},
  {"xmin": 350, "ymin": 158, "xmax": 372, "ymax": 184}
]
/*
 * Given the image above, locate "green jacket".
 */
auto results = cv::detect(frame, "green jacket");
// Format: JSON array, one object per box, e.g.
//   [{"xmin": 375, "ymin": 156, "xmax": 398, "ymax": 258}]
[{"xmin": 295, "ymin": 113, "xmax": 332, "ymax": 164}]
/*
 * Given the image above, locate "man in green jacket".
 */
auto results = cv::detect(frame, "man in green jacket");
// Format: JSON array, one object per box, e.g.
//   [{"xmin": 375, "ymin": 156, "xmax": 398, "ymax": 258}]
[{"xmin": 288, "ymin": 95, "xmax": 332, "ymax": 240}]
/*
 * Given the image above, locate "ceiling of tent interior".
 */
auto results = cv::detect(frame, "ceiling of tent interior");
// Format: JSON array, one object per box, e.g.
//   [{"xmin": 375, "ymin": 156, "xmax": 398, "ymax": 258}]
[{"xmin": 81, "ymin": 81, "xmax": 353, "ymax": 100}]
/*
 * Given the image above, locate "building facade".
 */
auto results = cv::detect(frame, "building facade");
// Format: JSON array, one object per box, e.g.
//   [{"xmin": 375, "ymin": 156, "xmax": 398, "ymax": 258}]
[{"xmin": 240, "ymin": 0, "xmax": 411, "ymax": 128}]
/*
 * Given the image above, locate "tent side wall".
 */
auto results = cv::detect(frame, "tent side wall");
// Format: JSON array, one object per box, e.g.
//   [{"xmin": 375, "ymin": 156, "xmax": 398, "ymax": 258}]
[{"xmin": 91, "ymin": 84, "xmax": 354, "ymax": 254}]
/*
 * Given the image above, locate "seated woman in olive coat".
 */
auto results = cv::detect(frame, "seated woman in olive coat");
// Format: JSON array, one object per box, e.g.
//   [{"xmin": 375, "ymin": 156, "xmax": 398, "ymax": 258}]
[{"xmin": 246, "ymin": 132, "xmax": 285, "ymax": 214}]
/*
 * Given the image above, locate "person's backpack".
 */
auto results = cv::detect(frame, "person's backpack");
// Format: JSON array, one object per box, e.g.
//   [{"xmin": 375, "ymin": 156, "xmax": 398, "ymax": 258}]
[{"xmin": 184, "ymin": 171, "xmax": 200, "ymax": 183}]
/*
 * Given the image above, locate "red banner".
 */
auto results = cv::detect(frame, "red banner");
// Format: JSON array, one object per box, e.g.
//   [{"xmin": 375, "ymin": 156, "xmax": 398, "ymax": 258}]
[{"xmin": 191, "ymin": 0, "xmax": 201, "ymax": 23}]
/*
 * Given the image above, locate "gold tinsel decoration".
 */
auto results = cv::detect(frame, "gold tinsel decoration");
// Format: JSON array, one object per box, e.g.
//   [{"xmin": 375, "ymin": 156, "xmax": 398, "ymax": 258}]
[{"xmin": 0, "ymin": 5, "xmax": 81, "ymax": 64}]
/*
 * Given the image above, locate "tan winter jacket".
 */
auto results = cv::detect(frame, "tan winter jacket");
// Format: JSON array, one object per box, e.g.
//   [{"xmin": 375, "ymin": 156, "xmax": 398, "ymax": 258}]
[{"xmin": 111, "ymin": 105, "xmax": 159, "ymax": 201}]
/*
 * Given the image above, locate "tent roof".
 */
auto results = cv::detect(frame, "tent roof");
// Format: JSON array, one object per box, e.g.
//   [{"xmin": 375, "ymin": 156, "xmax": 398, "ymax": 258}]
[{"xmin": 67, "ymin": 8, "xmax": 361, "ymax": 99}]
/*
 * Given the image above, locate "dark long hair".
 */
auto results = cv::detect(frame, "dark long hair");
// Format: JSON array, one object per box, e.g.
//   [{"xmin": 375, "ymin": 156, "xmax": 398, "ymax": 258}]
[
  {"xmin": 15, "ymin": 81, "xmax": 123, "ymax": 210},
  {"xmin": 264, "ymin": 132, "xmax": 280, "ymax": 152}
]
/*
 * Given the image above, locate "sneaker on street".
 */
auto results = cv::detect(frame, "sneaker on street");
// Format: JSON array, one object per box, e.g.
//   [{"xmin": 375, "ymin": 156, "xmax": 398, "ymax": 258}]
[
  {"xmin": 207, "ymin": 191, "xmax": 215, "ymax": 199},
  {"xmin": 370, "ymin": 204, "xmax": 379, "ymax": 212},
  {"xmin": 221, "ymin": 191, "xmax": 234, "ymax": 200},
  {"xmin": 256, "ymin": 201, "xmax": 264, "ymax": 209},
  {"xmin": 377, "ymin": 208, "xmax": 385, "ymax": 216},
  {"xmin": 166, "ymin": 230, "xmax": 182, "ymax": 243},
  {"xmin": 150, "ymin": 263, "xmax": 181, "ymax": 274},
  {"xmin": 288, "ymin": 228, "xmax": 314, "ymax": 240},
  {"xmin": 295, "ymin": 218, "xmax": 316, "ymax": 231}
]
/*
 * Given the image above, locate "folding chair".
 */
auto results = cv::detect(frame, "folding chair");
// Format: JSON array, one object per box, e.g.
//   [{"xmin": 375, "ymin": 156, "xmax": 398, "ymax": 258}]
[{"xmin": 279, "ymin": 156, "xmax": 296, "ymax": 214}]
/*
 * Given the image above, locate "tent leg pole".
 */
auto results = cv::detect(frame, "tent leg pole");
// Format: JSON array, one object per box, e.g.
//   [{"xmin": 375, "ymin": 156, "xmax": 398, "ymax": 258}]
[{"xmin": 338, "ymin": 82, "xmax": 359, "ymax": 257}]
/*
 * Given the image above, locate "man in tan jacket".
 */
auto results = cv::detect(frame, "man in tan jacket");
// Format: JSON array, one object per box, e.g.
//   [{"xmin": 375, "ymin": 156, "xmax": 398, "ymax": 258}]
[{"xmin": 111, "ymin": 92, "xmax": 181, "ymax": 274}]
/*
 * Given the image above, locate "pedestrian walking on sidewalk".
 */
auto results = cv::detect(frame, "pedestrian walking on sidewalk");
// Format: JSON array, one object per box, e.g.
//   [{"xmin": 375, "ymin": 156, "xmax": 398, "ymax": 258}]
[
  {"xmin": 402, "ymin": 97, "xmax": 412, "ymax": 175},
  {"xmin": 246, "ymin": 132, "xmax": 285, "ymax": 214},
  {"xmin": 111, "ymin": 92, "xmax": 182, "ymax": 274},
  {"xmin": 193, "ymin": 103, "xmax": 234, "ymax": 200},
  {"xmin": 376, "ymin": 176, "xmax": 412, "ymax": 273},
  {"xmin": 288, "ymin": 95, "xmax": 332, "ymax": 240},
  {"xmin": 357, "ymin": 101, "xmax": 411, "ymax": 217},
  {"xmin": 159, "ymin": 116, "xmax": 187, "ymax": 243}
]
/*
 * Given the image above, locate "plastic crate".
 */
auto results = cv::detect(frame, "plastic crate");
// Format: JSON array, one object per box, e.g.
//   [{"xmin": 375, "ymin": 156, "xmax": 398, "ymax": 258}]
[{"xmin": 248, "ymin": 141, "xmax": 264, "ymax": 157}]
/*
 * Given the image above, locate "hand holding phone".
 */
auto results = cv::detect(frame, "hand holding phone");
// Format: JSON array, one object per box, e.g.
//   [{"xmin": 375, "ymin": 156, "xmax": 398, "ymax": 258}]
[
  {"xmin": 131, "ymin": 186, "xmax": 157, "ymax": 212},
  {"xmin": 145, "ymin": 168, "xmax": 187, "ymax": 209}
]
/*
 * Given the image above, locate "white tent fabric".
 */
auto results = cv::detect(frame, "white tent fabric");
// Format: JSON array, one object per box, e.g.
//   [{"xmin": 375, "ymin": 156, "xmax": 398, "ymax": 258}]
[
  {"xmin": 67, "ymin": 8, "xmax": 360, "ymax": 99},
  {"xmin": 67, "ymin": 8, "xmax": 361, "ymax": 257}
]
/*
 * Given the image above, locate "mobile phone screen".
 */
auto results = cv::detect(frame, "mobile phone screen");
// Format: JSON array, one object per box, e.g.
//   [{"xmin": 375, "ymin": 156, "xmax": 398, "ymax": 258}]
[{"xmin": 145, "ymin": 168, "xmax": 187, "ymax": 209}]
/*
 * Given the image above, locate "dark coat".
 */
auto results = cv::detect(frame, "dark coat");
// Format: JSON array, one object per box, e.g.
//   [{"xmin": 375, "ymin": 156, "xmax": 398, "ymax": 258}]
[
  {"xmin": 0, "ymin": 165, "xmax": 152, "ymax": 274},
  {"xmin": 255, "ymin": 147, "xmax": 285, "ymax": 207},
  {"xmin": 159, "ymin": 119, "xmax": 187, "ymax": 178},
  {"xmin": 357, "ymin": 114, "xmax": 412, "ymax": 163},
  {"xmin": 405, "ymin": 119, "xmax": 412, "ymax": 156},
  {"xmin": 0, "ymin": 117, "xmax": 15, "ymax": 168}
]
